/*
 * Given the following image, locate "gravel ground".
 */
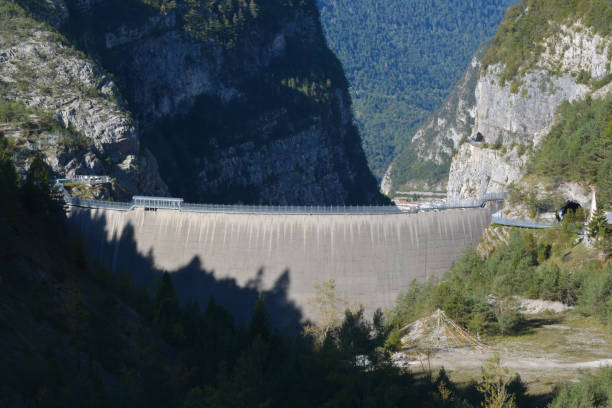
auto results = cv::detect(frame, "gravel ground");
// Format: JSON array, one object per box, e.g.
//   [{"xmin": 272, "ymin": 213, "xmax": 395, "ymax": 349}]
[{"xmin": 395, "ymin": 313, "xmax": 612, "ymax": 395}]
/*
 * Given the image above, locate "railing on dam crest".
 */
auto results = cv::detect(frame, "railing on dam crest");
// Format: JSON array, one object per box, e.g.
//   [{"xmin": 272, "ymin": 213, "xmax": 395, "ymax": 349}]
[
  {"xmin": 56, "ymin": 180, "xmax": 507, "ymax": 215},
  {"xmin": 491, "ymin": 211, "xmax": 556, "ymax": 229}
]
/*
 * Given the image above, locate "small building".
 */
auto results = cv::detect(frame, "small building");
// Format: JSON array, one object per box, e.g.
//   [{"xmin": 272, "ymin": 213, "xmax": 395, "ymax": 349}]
[
  {"xmin": 133, "ymin": 196, "xmax": 184, "ymax": 210},
  {"xmin": 607, "ymin": 212, "xmax": 612, "ymax": 227}
]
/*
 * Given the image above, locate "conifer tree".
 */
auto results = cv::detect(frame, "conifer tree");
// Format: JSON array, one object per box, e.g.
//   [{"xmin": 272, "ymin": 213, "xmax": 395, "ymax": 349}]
[
  {"xmin": 248, "ymin": 0, "xmax": 258, "ymax": 18},
  {"xmin": 588, "ymin": 205, "xmax": 608, "ymax": 239},
  {"xmin": 249, "ymin": 294, "xmax": 269, "ymax": 341},
  {"xmin": 153, "ymin": 272, "xmax": 180, "ymax": 341}
]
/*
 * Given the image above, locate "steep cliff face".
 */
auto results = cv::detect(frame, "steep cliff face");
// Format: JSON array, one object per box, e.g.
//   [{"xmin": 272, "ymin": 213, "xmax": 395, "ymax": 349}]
[
  {"xmin": 55, "ymin": 0, "xmax": 383, "ymax": 205},
  {"xmin": 385, "ymin": 1, "xmax": 611, "ymax": 201},
  {"xmin": 381, "ymin": 45, "xmax": 487, "ymax": 195},
  {"xmin": 447, "ymin": 11, "xmax": 611, "ymax": 200},
  {"xmin": 447, "ymin": 144, "xmax": 529, "ymax": 199},
  {"xmin": 1, "ymin": 0, "xmax": 167, "ymax": 198}
]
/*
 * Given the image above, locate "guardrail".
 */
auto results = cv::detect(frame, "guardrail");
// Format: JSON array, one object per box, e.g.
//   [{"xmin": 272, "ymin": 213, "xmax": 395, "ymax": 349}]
[
  {"xmin": 57, "ymin": 175, "xmax": 111, "ymax": 185},
  {"xmin": 68, "ymin": 197, "xmax": 134, "ymax": 211},
  {"xmin": 491, "ymin": 211, "xmax": 556, "ymax": 229},
  {"xmin": 181, "ymin": 203, "xmax": 403, "ymax": 215},
  {"xmin": 420, "ymin": 192, "xmax": 507, "ymax": 211},
  {"xmin": 57, "ymin": 181, "xmax": 507, "ymax": 216},
  {"xmin": 56, "ymin": 183, "xmax": 134, "ymax": 211}
]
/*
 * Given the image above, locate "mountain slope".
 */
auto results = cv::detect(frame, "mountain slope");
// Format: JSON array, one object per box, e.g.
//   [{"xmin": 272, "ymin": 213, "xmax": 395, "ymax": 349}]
[
  {"xmin": 447, "ymin": 0, "xmax": 611, "ymax": 200},
  {"xmin": 380, "ymin": 0, "xmax": 611, "ymax": 199},
  {"xmin": 381, "ymin": 43, "xmax": 490, "ymax": 194},
  {"xmin": 0, "ymin": 1, "xmax": 167, "ymax": 199},
  {"xmin": 318, "ymin": 0, "xmax": 517, "ymax": 180},
  {"xmin": 44, "ymin": 0, "xmax": 385, "ymax": 205}
]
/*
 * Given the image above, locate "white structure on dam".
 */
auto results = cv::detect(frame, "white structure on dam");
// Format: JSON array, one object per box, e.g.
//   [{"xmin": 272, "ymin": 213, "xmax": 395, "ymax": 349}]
[{"xmin": 67, "ymin": 202, "xmax": 501, "ymax": 327}]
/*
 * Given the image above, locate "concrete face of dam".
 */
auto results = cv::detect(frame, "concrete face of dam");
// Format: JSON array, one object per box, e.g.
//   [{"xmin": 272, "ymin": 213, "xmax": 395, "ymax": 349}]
[{"xmin": 68, "ymin": 204, "xmax": 499, "ymax": 329}]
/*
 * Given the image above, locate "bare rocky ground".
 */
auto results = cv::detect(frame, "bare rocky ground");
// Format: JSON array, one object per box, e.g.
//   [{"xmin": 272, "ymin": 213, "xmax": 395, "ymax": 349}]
[{"xmin": 395, "ymin": 312, "xmax": 612, "ymax": 396}]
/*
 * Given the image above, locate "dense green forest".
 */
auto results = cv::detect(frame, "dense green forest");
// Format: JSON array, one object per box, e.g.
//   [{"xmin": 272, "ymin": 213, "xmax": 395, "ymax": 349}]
[
  {"xmin": 482, "ymin": 0, "xmax": 612, "ymax": 87},
  {"xmin": 529, "ymin": 94, "xmax": 612, "ymax": 206},
  {"xmin": 318, "ymin": 0, "xmax": 517, "ymax": 179}
]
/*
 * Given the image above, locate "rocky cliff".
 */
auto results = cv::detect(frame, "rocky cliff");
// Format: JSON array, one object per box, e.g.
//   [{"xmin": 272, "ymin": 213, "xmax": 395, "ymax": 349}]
[
  {"xmin": 448, "ymin": 16, "xmax": 611, "ymax": 200},
  {"xmin": 5, "ymin": 0, "xmax": 384, "ymax": 205},
  {"xmin": 381, "ymin": 44, "xmax": 488, "ymax": 195},
  {"xmin": 58, "ymin": 0, "xmax": 383, "ymax": 204},
  {"xmin": 385, "ymin": 2, "xmax": 611, "ymax": 201},
  {"xmin": 1, "ymin": 0, "xmax": 167, "ymax": 198}
]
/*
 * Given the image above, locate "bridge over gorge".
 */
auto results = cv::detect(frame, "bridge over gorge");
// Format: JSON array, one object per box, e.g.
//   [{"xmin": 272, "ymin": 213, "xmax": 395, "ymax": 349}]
[{"xmin": 60, "ymin": 182, "xmax": 506, "ymax": 329}]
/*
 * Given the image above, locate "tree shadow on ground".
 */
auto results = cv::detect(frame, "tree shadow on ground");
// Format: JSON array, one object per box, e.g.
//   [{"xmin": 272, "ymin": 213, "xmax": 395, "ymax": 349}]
[{"xmin": 511, "ymin": 314, "xmax": 565, "ymax": 336}]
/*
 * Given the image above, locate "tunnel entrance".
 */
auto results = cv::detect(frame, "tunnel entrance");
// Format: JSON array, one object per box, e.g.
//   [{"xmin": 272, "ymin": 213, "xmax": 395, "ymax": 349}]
[{"xmin": 558, "ymin": 201, "xmax": 583, "ymax": 221}]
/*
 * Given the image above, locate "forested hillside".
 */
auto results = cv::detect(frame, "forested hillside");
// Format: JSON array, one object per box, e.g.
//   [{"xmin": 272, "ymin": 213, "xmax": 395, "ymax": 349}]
[
  {"xmin": 318, "ymin": 0, "xmax": 517, "ymax": 179},
  {"xmin": 529, "ymin": 94, "xmax": 612, "ymax": 205},
  {"xmin": 390, "ymin": 80, "xmax": 612, "ymax": 355}
]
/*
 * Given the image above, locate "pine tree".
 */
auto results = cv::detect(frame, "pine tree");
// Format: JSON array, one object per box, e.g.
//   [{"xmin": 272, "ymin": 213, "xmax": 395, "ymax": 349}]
[
  {"xmin": 249, "ymin": 294, "xmax": 269, "ymax": 341},
  {"xmin": 597, "ymin": 156, "xmax": 612, "ymax": 205},
  {"xmin": 587, "ymin": 205, "xmax": 608, "ymax": 239},
  {"xmin": 248, "ymin": 0, "xmax": 258, "ymax": 18},
  {"xmin": 153, "ymin": 272, "xmax": 180, "ymax": 341}
]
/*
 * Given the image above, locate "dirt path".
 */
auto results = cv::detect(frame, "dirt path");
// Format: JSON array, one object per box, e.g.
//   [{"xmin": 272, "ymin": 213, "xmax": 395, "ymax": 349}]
[{"xmin": 397, "ymin": 314, "xmax": 612, "ymax": 395}]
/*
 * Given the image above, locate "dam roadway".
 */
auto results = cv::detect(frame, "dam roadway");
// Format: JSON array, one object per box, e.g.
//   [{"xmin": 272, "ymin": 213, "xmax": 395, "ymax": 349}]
[{"xmin": 67, "ymin": 201, "xmax": 501, "ymax": 328}]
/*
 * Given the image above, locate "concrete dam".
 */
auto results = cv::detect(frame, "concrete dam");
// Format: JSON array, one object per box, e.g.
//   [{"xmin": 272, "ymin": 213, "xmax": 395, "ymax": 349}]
[{"xmin": 67, "ymin": 202, "xmax": 501, "ymax": 330}]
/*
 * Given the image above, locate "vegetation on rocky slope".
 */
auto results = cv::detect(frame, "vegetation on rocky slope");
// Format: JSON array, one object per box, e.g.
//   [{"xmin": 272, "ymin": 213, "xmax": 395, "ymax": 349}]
[
  {"xmin": 482, "ymin": 0, "xmax": 612, "ymax": 86},
  {"xmin": 529, "ymin": 94, "xmax": 612, "ymax": 205},
  {"xmin": 389, "ymin": 214, "xmax": 611, "ymax": 344},
  {"xmin": 318, "ymin": 0, "xmax": 516, "ymax": 179}
]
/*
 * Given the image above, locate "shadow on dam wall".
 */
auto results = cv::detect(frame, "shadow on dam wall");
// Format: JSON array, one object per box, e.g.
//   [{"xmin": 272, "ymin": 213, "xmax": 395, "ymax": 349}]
[
  {"xmin": 65, "ymin": 209, "xmax": 304, "ymax": 334},
  {"xmin": 67, "ymin": 202, "xmax": 501, "ymax": 333}
]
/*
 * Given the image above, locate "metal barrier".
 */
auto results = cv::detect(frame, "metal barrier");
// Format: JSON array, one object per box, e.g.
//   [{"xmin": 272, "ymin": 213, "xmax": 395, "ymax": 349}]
[
  {"xmin": 55, "ymin": 183, "xmax": 134, "ymax": 211},
  {"xmin": 420, "ymin": 192, "xmax": 506, "ymax": 211},
  {"xmin": 491, "ymin": 211, "xmax": 555, "ymax": 229},
  {"xmin": 58, "ymin": 175, "xmax": 111, "ymax": 185},
  {"xmin": 180, "ymin": 203, "xmax": 403, "ymax": 215},
  {"xmin": 56, "ymin": 180, "xmax": 508, "ymax": 216},
  {"xmin": 69, "ymin": 197, "xmax": 134, "ymax": 211}
]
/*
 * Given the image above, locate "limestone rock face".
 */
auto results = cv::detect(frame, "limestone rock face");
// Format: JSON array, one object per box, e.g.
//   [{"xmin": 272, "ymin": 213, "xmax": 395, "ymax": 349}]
[
  {"xmin": 473, "ymin": 65, "xmax": 589, "ymax": 146},
  {"xmin": 106, "ymin": 18, "xmax": 227, "ymax": 125},
  {"xmin": 380, "ymin": 165, "xmax": 393, "ymax": 196},
  {"xmin": 0, "ymin": 8, "xmax": 167, "ymax": 198},
  {"xmin": 447, "ymin": 144, "xmax": 528, "ymax": 200},
  {"xmin": 62, "ymin": 1, "xmax": 382, "ymax": 204},
  {"xmin": 382, "ymin": 44, "xmax": 485, "ymax": 194},
  {"xmin": 447, "ymin": 20, "xmax": 611, "ymax": 200},
  {"xmin": 6, "ymin": 0, "xmax": 382, "ymax": 204},
  {"xmin": 411, "ymin": 54, "xmax": 481, "ymax": 164}
]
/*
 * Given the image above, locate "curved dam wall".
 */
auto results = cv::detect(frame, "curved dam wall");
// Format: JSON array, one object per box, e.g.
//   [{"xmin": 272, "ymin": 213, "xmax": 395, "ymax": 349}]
[{"xmin": 68, "ymin": 203, "xmax": 500, "ymax": 330}]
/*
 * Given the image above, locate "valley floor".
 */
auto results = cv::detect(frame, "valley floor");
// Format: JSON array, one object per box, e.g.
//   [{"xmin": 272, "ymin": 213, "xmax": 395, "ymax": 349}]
[{"xmin": 399, "ymin": 312, "xmax": 612, "ymax": 396}]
